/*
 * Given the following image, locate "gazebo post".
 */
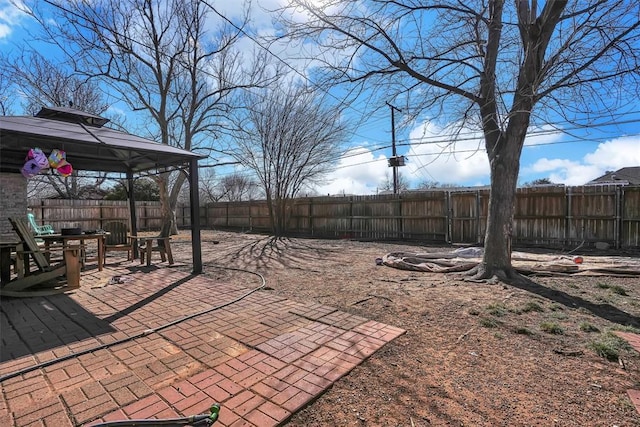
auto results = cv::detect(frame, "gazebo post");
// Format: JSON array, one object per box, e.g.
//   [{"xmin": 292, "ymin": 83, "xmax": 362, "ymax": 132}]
[
  {"xmin": 189, "ymin": 159, "xmax": 202, "ymax": 274},
  {"xmin": 127, "ymin": 171, "xmax": 139, "ymax": 260}
]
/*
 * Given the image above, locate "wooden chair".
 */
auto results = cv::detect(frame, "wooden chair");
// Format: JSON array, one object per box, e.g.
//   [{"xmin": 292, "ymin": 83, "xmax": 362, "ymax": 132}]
[
  {"xmin": 3, "ymin": 218, "xmax": 81, "ymax": 296},
  {"xmin": 136, "ymin": 236, "xmax": 174, "ymax": 267},
  {"xmin": 103, "ymin": 221, "xmax": 134, "ymax": 263},
  {"xmin": 27, "ymin": 212, "xmax": 55, "ymax": 236}
]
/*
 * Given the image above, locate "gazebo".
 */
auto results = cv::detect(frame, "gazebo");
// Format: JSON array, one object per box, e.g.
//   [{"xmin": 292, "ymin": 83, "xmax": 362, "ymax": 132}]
[{"xmin": 0, "ymin": 106, "xmax": 206, "ymax": 273}]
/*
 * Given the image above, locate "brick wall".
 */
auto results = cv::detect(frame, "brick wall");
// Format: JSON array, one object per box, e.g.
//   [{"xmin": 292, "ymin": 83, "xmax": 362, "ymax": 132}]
[{"xmin": 0, "ymin": 172, "xmax": 27, "ymax": 239}]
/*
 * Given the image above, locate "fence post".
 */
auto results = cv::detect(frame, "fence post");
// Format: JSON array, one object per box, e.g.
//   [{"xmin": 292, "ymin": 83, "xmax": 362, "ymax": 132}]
[
  {"xmin": 349, "ymin": 196, "xmax": 353, "ymax": 238},
  {"xmin": 475, "ymin": 190, "xmax": 482, "ymax": 244},
  {"xmin": 615, "ymin": 186, "xmax": 622, "ymax": 249},
  {"xmin": 309, "ymin": 198, "xmax": 314, "ymax": 237},
  {"xmin": 565, "ymin": 186, "xmax": 572, "ymax": 246},
  {"xmin": 445, "ymin": 191, "xmax": 452, "ymax": 244},
  {"xmin": 398, "ymin": 195, "xmax": 404, "ymax": 239},
  {"xmin": 99, "ymin": 201, "xmax": 104, "ymax": 230}
]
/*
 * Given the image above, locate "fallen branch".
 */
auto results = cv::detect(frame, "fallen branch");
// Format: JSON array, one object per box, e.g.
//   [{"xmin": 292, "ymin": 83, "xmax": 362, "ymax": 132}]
[
  {"xmin": 351, "ymin": 294, "xmax": 393, "ymax": 306},
  {"xmin": 457, "ymin": 326, "xmax": 477, "ymax": 343}
]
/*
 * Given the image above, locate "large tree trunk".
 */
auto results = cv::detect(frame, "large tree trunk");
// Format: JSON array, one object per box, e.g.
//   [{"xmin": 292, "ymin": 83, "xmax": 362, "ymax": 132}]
[
  {"xmin": 157, "ymin": 175, "xmax": 173, "ymax": 238},
  {"xmin": 474, "ymin": 147, "xmax": 520, "ymax": 281},
  {"xmin": 471, "ymin": 119, "xmax": 529, "ymax": 283}
]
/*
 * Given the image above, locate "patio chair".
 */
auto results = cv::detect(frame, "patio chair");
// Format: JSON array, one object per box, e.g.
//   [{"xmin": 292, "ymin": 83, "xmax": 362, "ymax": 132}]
[
  {"xmin": 27, "ymin": 212, "xmax": 55, "ymax": 236},
  {"xmin": 103, "ymin": 221, "xmax": 135, "ymax": 262},
  {"xmin": 2, "ymin": 218, "xmax": 81, "ymax": 296},
  {"xmin": 136, "ymin": 236, "xmax": 174, "ymax": 267}
]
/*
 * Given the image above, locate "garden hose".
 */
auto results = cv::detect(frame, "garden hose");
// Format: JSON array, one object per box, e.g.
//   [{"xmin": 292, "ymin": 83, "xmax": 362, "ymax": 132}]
[{"xmin": 89, "ymin": 403, "xmax": 220, "ymax": 426}]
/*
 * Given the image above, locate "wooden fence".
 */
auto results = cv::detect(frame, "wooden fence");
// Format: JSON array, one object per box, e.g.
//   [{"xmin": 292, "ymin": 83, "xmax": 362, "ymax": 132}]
[
  {"xmin": 29, "ymin": 184, "xmax": 640, "ymax": 249},
  {"xmin": 28, "ymin": 199, "xmax": 165, "ymax": 231}
]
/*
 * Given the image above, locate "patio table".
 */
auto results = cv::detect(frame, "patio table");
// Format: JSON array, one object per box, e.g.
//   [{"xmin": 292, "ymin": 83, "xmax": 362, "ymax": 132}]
[{"xmin": 40, "ymin": 232, "xmax": 108, "ymax": 271}]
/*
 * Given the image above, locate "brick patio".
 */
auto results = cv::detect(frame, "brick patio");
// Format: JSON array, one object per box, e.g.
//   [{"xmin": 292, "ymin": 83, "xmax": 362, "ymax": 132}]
[
  {"xmin": 614, "ymin": 331, "xmax": 640, "ymax": 416},
  {"xmin": 0, "ymin": 258, "xmax": 405, "ymax": 426}
]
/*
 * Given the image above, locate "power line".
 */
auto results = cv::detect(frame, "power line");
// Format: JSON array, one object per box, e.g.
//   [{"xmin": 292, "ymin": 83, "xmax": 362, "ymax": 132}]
[{"xmin": 38, "ymin": 0, "xmax": 640, "ymax": 171}]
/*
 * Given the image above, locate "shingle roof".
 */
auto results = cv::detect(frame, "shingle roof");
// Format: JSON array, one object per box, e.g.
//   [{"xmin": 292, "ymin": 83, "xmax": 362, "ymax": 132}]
[{"xmin": 588, "ymin": 167, "xmax": 640, "ymax": 185}]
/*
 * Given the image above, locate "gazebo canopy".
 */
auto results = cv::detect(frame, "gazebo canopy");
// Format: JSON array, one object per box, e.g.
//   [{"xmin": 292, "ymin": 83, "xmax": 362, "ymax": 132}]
[
  {"xmin": 0, "ymin": 106, "xmax": 205, "ymax": 174},
  {"xmin": 0, "ymin": 106, "xmax": 204, "ymax": 273}
]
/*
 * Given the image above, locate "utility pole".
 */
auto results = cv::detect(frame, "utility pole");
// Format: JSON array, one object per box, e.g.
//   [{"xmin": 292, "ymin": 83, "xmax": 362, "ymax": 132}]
[{"xmin": 387, "ymin": 102, "xmax": 402, "ymax": 194}]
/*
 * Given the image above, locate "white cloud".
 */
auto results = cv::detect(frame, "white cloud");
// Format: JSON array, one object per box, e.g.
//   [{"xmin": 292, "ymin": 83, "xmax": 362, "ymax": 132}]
[
  {"xmin": 582, "ymin": 136, "xmax": 640, "ymax": 167},
  {"xmin": 0, "ymin": 0, "xmax": 28, "ymax": 40},
  {"xmin": 314, "ymin": 146, "xmax": 388, "ymax": 195},
  {"xmin": 402, "ymin": 120, "xmax": 490, "ymax": 186},
  {"xmin": 528, "ymin": 135, "xmax": 640, "ymax": 185},
  {"xmin": 314, "ymin": 120, "xmax": 576, "ymax": 193}
]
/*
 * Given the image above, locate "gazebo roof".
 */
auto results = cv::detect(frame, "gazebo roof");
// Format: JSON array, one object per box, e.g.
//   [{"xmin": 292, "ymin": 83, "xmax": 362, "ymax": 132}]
[{"xmin": 0, "ymin": 106, "xmax": 206, "ymax": 174}]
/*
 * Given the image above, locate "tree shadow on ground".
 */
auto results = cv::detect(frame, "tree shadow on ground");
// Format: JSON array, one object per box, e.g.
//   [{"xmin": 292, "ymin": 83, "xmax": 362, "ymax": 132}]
[
  {"xmin": 212, "ymin": 235, "xmax": 344, "ymax": 271},
  {"xmin": 511, "ymin": 276, "xmax": 640, "ymax": 328}
]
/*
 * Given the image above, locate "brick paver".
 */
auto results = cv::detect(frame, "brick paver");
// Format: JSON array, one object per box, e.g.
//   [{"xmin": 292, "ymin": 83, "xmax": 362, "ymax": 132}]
[{"xmin": 0, "ymin": 258, "xmax": 405, "ymax": 426}]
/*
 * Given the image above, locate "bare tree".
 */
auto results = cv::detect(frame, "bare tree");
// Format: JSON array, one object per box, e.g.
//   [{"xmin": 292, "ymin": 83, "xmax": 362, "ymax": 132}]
[
  {"xmin": 0, "ymin": 67, "xmax": 15, "ymax": 115},
  {"xmin": 379, "ymin": 171, "xmax": 410, "ymax": 193},
  {"xmin": 198, "ymin": 170, "xmax": 259, "ymax": 203},
  {"xmin": 522, "ymin": 178, "xmax": 555, "ymax": 187},
  {"xmin": 280, "ymin": 0, "xmax": 640, "ymax": 283},
  {"xmin": 197, "ymin": 169, "xmax": 220, "ymax": 204},
  {"xmin": 23, "ymin": 0, "xmax": 273, "ymax": 235},
  {"xmin": 1, "ymin": 52, "xmax": 111, "ymax": 198},
  {"xmin": 217, "ymin": 173, "xmax": 260, "ymax": 202},
  {"xmin": 416, "ymin": 180, "xmax": 460, "ymax": 190},
  {"xmin": 230, "ymin": 81, "xmax": 348, "ymax": 235}
]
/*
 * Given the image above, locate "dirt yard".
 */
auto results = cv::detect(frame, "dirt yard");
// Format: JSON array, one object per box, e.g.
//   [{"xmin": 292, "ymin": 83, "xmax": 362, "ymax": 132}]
[{"xmin": 172, "ymin": 230, "xmax": 640, "ymax": 427}]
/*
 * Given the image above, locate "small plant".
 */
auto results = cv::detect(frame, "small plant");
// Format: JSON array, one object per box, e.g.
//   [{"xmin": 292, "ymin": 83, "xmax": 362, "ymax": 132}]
[
  {"xmin": 468, "ymin": 308, "xmax": 480, "ymax": 316},
  {"xmin": 480, "ymin": 318, "xmax": 499, "ymax": 328},
  {"xmin": 540, "ymin": 321, "xmax": 564, "ymax": 335},
  {"xmin": 486, "ymin": 303, "xmax": 507, "ymax": 317},
  {"xmin": 576, "ymin": 307, "xmax": 592, "ymax": 315},
  {"xmin": 551, "ymin": 312, "xmax": 568, "ymax": 320},
  {"xmin": 596, "ymin": 282, "xmax": 610, "ymax": 289},
  {"xmin": 521, "ymin": 302, "xmax": 544, "ymax": 313},
  {"xmin": 548, "ymin": 303, "xmax": 564, "ymax": 312},
  {"xmin": 580, "ymin": 322, "xmax": 600, "ymax": 333},
  {"xmin": 610, "ymin": 285, "xmax": 628, "ymax": 296},
  {"xmin": 589, "ymin": 332, "xmax": 632, "ymax": 361},
  {"xmin": 515, "ymin": 326, "xmax": 534, "ymax": 336}
]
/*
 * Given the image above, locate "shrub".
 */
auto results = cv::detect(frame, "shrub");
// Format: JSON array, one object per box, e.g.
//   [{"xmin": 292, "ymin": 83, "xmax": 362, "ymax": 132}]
[
  {"xmin": 515, "ymin": 327, "xmax": 534, "ymax": 336},
  {"xmin": 521, "ymin": 302, "xmax": 544, "ymax": 313},
  {"xmin": 579, "ymin": 322, "xmax": 599, "ymax": 333},
  {"xmin": 610, "ymin": 285, "xmax": 628, "ymax": 296},
  {"xmin": 480, "ymin": 318, "xmax": 499, "ymax": 328},
  {"xmin": 540, "ymin": 322, "xmax": 564, "ymax": 335},
  {"xmin": 589, "ymin": 332, "xmax": 632, "ymax": 361},
  {"xmin": 486, "ymin": 303, "xmax": 507, "ymax": 317}
]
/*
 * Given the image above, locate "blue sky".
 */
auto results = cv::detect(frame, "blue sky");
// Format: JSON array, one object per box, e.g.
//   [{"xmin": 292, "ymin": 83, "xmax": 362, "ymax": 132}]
[{"xmin": 2, "ymin": 0, "xmax": 640, "ymax": 195}]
